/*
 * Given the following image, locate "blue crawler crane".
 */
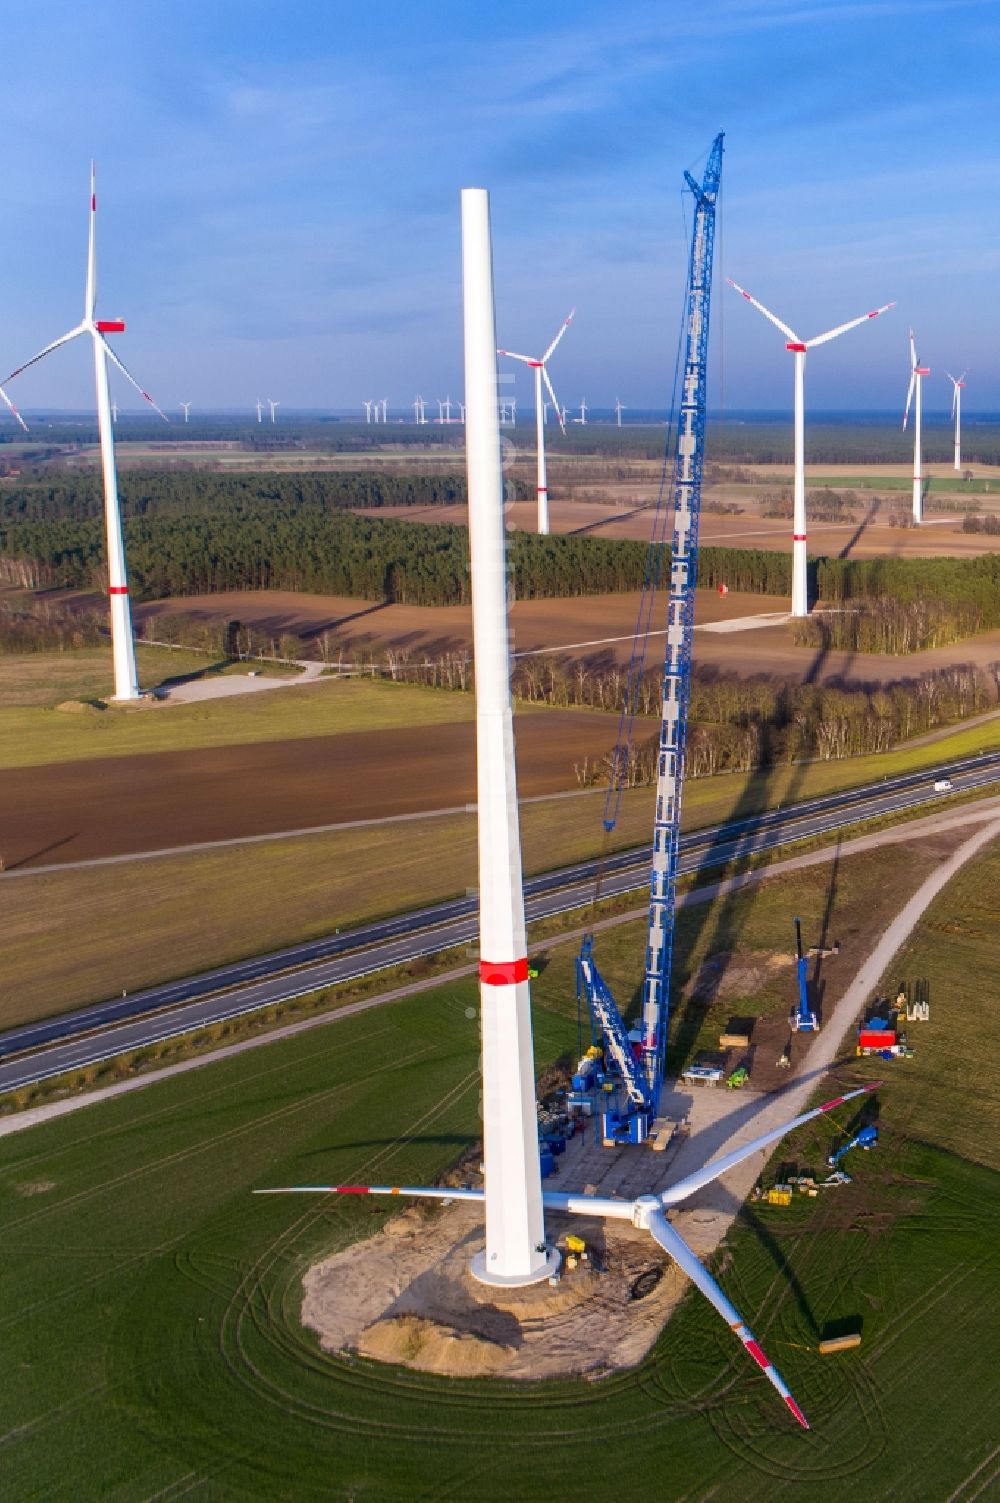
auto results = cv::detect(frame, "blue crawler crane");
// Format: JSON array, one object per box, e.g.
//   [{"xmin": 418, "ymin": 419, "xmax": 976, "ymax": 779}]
[
  {"xmin": 790, "ymin": 917, "xmax": 819, "ymax": 1033},
  {"xmin": 827, "ymin": 1124, "xmax": 878, "ymax": 1168},
  {"xmin": 576, "ymin": 134, "xmax": 724, "ymax": 1146}
]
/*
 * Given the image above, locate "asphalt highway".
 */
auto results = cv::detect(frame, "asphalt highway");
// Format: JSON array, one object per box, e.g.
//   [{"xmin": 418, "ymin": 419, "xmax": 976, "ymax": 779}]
[{"xmin": 2, "ymin": 750, "xmax": 998, "ymax": 1093}]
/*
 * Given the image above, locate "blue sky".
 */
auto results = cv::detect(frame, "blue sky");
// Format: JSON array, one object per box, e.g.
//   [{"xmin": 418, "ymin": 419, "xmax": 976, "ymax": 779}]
[{"xmin": 1, "ymin": 0, "xmax": 997, "ymax": 416}]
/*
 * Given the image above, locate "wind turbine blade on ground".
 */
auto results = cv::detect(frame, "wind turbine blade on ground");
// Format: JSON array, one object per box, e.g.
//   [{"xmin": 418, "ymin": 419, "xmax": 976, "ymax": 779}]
[
  {"xmin": 542, "ymin": 307, "xmax": 575, "ymax": 363},
  {"xmin": 660, "ymin": 1082, "xmax": 880, "ymax": 1206},
  {"xmin": 253, "ymin": 1184, "xmax": 486, "ymax": 1204},
  {"xmin": 0, "ymin": 382, "xmax": 28, "ymax": 431},
  {"xmin": 725, "ymin": 279, "xmax": 799, "ymax": 343},
  {"xmin": 3, "ymin": 323, "xmax": 87, "ymax": 384},
  {"xmin": 542, "ymin": 364, "xmax": 565, "ymax": 433},
  {"xmin": 99, "ymin": 335, "xmax": 169, "ymax": 421},
  {"xmin": 646, "ymin": 1209, "xmax": 809, "ymax": 1428},
  {"xmin": 806, "ymin": 300, "xmax": 895, "ymax": 349}
]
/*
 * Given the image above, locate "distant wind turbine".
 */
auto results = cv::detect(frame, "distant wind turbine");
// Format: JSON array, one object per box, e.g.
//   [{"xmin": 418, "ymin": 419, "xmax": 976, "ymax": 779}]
[
  {"xmin": 498, "ymin": 308, "xmax": 574, "ymax": 534},
  {"xmin": 615, "ymin": 397, "xmax": 626, "ymax": 427},
  {"xmin": 255, "ymin": 399, "xmax": 263, "ymax": 423},
  {"xmin": 903, "ymin": 330, "xmax": 930, "ymax": 523},
  {"xmin": 946, "ymin": 370, "xmax": 967, "ymax": 473},
  {"xmin": 2, "ymin": 164, "xmax": 167, "ymax": 702},
  {"xmin": 728, "ymin": 279, "xmax": 894, "ymax": 616},
  {"xmin": 180, "ymin": 401, "xmax": 191, "ymax": 423},
  {"xmin": 268, "ymin": 398, "xmax": 279, "ymax": 423}
]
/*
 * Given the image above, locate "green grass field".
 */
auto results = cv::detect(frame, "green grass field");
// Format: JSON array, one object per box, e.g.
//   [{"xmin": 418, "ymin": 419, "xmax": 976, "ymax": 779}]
[
  {"xmin": 808, "ymin": 474, "xmax": 998, "ymax": 496},
  {"xmin": 1, "ymin": 839, "xmax": 998, "ymax": 1499},
  {"xmin": 0, "ymin": 665, "xmax": 478, "ymax": 769}
]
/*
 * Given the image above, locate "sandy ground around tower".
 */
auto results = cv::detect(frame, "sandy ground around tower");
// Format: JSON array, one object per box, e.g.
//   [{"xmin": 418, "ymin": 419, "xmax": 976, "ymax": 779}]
[{"xmin": 300, "ymin": 810, "xmax": 1000, "ymax": 1381}]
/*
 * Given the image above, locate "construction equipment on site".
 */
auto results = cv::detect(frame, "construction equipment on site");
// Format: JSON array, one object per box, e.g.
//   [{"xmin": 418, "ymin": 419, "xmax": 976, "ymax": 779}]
[
  {"xmin": 790, "ymin": 917, "xmax": 819, "ymax": 1032},
  {"xmin": 818, "ymin": 1333, "xmax": 863, "ymax": 1355},
  {"xmin": 727, "ymin": 1066, "xmax": 749, "ymax": 1090},
  {"xmin": 828, "ymin": 1124, "xmax": 878, "ymax": 1168},
  {"xmin": 576, "ymin": 133, "xmax": 724, "ymax": 1145}
]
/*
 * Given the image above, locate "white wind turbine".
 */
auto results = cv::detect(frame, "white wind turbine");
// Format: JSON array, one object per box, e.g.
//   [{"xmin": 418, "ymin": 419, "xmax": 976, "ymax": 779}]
[
  {"xmin": 575, "ymin": 397, "xmax": 587, "ymax": 425},
  {"xmin": 268, "ymin": 398, "xmax": 280, "ymax": 423},
  {"xmin": 946, "ymin": 369, "xmax": 967, "ymax": 473},
  {"xmin": 256, "ymin": 189, "xmax": 885, "ymax": 1430},
  {"xmin": 903, "ymin": 330, "xmax": 930, "ymax": 523},
  {"xmin": 498, "ymin": 309, "xmax": 574, "ymax": 535},
  {"xmin": 180, "ymin": 401, "xmax": 191, "ymax": 423},
  {"xmin": 615, "ymin": 397, "xmax": 626, "ymax": 427},
  {"xmin": 3, "ymin": 164, "xmax": 168, "ymax": 702},
  {"xmin": 256, "ymin": 398, "xmax": 264, "ymax": 423},
  {"xmin": 729, "ymin": 280, "xmax": 894, "ymax": 615}
]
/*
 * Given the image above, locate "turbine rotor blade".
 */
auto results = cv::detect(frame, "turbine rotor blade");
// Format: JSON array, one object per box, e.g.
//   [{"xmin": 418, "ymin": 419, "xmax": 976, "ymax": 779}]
[
  {"xmin": 496, "ymin": 349, "xmax": 536, "ymax": 365},
  {"xmin": 647, "ymin": 1209, "xmax": 809, "ymax": 1428},
  {"xmin": 660, "ymin": 1082, "xmax": 880, "ymax": 1206},
  {"xmin": 2, "ymin": 324, "xmax": 87, "ymax": 385},
  {"xmin": 87, "ymin": 162, "xmax": 97, "ymax": 323},
  {"xmin": 0, "ymin": 382, "xmax": 28, "ymax": 432},
  {"xmin": 903, "ymin": 372, "xmax": 915, "ymax": 430},
  {"xmin": 98, "ymin": 334, "xmax": 169, "ymax": 421},
  {"xmin": 542, "ymin": 307, "xmax": 576, "ymax": 364},
  {"xmin": 805, "ymin": 300, "xmax": 895, "ymax": 349},
  {"xmin": 726, "ymin": 278, "xmax": 799, "ymax": 343},
  {"xmin": 909, "ymin": 328, "xmax": 917, "ymax": 371},
  {"xmin": 542, "ymin": 364, "xmax": 565, "ymax": 432},
  {"xmin": 253, "ymin": 1184, "xmax": 486, "ymax": 1204}
]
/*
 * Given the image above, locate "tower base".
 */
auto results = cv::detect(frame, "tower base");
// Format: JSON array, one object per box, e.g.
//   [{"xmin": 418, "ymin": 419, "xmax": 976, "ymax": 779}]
[{"xmin": 469, "ymin": 1246, "xmax": 562, "ymax": 1288}]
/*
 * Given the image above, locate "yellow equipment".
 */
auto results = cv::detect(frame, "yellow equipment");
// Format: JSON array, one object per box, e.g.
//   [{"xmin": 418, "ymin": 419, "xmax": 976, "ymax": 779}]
[
  {"xmin": 565, "ymin": 1234, "xmax": 587, "ymax": 1255},
  {"xmin": 765, "ymin": 1185, "xmax": 793, "ymax": 1207}
]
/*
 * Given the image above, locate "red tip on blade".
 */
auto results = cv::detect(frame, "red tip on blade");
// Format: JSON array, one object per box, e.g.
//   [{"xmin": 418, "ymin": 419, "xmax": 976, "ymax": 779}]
[
  {"xmin": 335, "ymin": 1186, "xmax": 371, "ymax": 1195},
  {"xmin": 784, "ymin": 1396, "xmax": 810, "ymax": 1429},
  {"xmin": 91, "ymin": 194, "xmax": 96, "ymax": 212},
  {"xmin": 820, "ymin": 1095, "xmax": 846, "ymax": 1113}
]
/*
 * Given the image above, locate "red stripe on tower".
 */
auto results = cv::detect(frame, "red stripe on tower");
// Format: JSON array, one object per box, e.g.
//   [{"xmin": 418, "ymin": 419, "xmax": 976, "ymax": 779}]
[
  {"xmin": 792, "ymin": 533, "xmax": 807, "ymax": 541},
  {"xmin": 537, "ymin": 486, "xmax": 548, "ymax": 494},
  {"xmin": 479, "ymin": 957, "xmax": 530, "ymax": 985},
  {"xmin": 108, "ymin": 586, "xmax": 129, "ymax": 596}
]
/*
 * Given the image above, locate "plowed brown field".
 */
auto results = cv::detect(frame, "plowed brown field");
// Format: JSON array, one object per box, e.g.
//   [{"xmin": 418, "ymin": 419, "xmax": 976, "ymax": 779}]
[{"xmin": 0, "ymin": 706, "xmax": 622, "ymax": 868}]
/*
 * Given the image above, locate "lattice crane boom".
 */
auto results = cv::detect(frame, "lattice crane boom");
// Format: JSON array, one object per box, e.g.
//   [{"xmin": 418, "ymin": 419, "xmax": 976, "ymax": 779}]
[{"xmin": 639, "ymin": 134, "xmax": 723, "ymax": 1096}]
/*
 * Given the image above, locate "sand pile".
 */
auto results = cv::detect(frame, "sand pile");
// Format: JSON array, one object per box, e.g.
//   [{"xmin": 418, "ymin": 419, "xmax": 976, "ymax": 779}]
[{"xmin": 301, "ymin": 1198, "xmax": 690, "ymax": 1380}]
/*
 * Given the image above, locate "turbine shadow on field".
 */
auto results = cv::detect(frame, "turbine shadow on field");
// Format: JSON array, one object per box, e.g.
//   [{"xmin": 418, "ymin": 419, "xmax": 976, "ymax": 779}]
[
  {"xmin": 837, "ymin": 499, "xmax": 880, "ymax": 560},
  {"xmin": 5, "ymin": 834, "xmax": 79, "ymax": 871},
  {"xmin": 664, "ymin": 623, "xmax": 852, "ymax": 1072}
]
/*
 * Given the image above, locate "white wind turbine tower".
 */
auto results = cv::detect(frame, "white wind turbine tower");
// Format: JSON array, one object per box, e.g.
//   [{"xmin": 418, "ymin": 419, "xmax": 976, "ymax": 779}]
[
  {"xmin": 729, "ymin": 280, "xmax": 894, "ymax": 616},
  {"xmin": 615, "ymin": 397, "xmax": 626, "ymax": 427},
  {"xmin": 180, "ymin": 401, "xmax": 191, "ymax": 423},
  {"xmin": 903, "ymin": 330, "xmax": 930, "ymax": 523},
  {"xmin": 498, "ymin": 309, "xmax": 573, "ymax": 534},
  {"xmin": 946, "ymin": 369, "xmax": 967, "ymax": 473},
  {"xmin": 255, "ymin": 399, "xmax": 263, "ymax": 423},
  {"xmin": 257, "ymin": 185, "xmax": 894, "ymax": 1429},
  {"xmin": 576, "ymin": 397, "xmax": 588, "ymax": 425},
  {"xmin": 268, "ymin": 399, "xmax": 280, "ymax": 423},
  {"xmin": 3, "ymin": 164, "xmax": 168, "ymax": 702},
  {"xmin": 364, "ymin": 400, "xmax": 373, "ymax": 423},
  {"xmin": 110, "ymin": 400, "xmax": 118, "ymax": 425}
]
